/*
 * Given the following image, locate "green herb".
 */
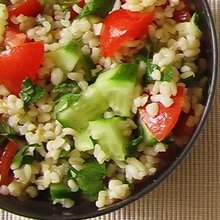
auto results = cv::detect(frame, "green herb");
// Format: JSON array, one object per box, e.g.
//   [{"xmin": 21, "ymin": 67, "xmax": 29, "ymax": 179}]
[
  {"xmin": 59, "ymin": 0, "xmax": 78, "ymax": 10},
  {"xmin": 78, "ymin": 55, "xmax": 96, "ymax": 82},
  {"xmin": 128, "ymin": 126, "xmax": 143, "ymax": 148},
  {"xmin": 0, "ymin": 136, "xmax": 8, "ymax": 148},
  {"xmin": 133, "ymin": 52, "xmax": 159, "ymax": 84},
  {"xmin": 11, "ymin": 143, "xmax": 41, "ymax": 169},
  {"xmin": 134, "ymin": 53, "xmax": 147, "ymax": 64},
  {"xmin": 50, "ymin": 183, "xmax": 73, "ymax": 200},
  {"xmin": 181, "ymin": 70, "xmax": 207, "ymax": 87},
  {"xmin": 0, "ymin": 119, "xmax": 19, "ymax": 140},
  {"xmin": 21, "ymin": 155, "xmax": 35, "ymax": 165},
  {"xmin": 193, "ymin": 11, "xmax": 203, "ymax": 31},
  {"xmin": 128, "ymin": 125, "xmax": 143, "ymax": 155},
  {"xmin": 69, "ymin": 160, "xmax": 107, "ymax": 200},
  {"xmin": 78, "ymin": 0, "xmax": 115, "ymax": 18},
  {"xmin": 34, "ymin": 150, "xmax": 44, "ymax": 162},
  {"xmin": 53, "ymin": 82, "xmax": 80, "ymax": 95},
  {"xmin": 54, "ymin": 93, "xmax": 81, "ymax": 115},
  {"xmin": 145, "ymin": 59, "xmax": 160, "ymax": 82},
  {"xmin": 58, "ymin": 136, "xmax": 74, "ymax": 158},
  {"xmin": 19, "ymin": 78, "xmax": 47, "ymax": 106},
  {"xmin": 161, "ymin": 65, "xmax": 173, "ymax": 82},
  {"xmin": 59, "ymin": 150, "xmax": 71, "ymax": 158}
]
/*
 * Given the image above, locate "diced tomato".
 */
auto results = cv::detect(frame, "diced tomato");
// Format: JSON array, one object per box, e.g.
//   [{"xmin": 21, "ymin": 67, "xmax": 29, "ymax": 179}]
[
  {"xmin": 3, "ymin": 27, "xmax": 27, "ymax": 48},
  {"xmin": 0, "ymin": 41, "xmax": 44, "ymax": 95},
  {"xmin": 173, "ymin": 0, "xmax": 191, "ymax": 22},
  {"xmin": 139, "ymin": 86, "xmax": 185, "ymax": 141},
  {"xmin": 173, "ymin": 111, "xmax": 195, "ymax": 136},
  {"xmin": 100, "ymin": 9, "xmax": 154, "ymax": 57},
  {"xmin": 7, "ymin": 0, "xmax": 43, "ymax": 18},
  {"xmin": 69, "ymin": 0, "xmax": 85, "ymax": 19},
  {"xmin": 0, "ymin": 141, "xmax": 20, "ymax": 186}
]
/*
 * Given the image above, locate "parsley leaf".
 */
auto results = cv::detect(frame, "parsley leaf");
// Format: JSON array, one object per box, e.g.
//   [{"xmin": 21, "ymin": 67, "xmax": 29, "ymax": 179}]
[
  {"xmin": 54, "ymin": 93, "xmax": 81, "ymax": 115},
  {"xmin": 0, "ymin": 119, "xmax": 19, "ymax": 140},
  {"xmin": 69, "ymin": 160, "xmax": 107, "ymax": 200},
  {"xmin": 128, "ymin": 125, "xmax": 143, "ymax": 149},
  {"xmin": 78, "ymin": 0, "xmax": 115, "ymax": 18},
  {"xmin": 59, "ymin": 0, "xmax": 78, "ymax": 10},
  {"xmin": 134, "ymin": 53, "xmax": 160, "ymax": 84},
  {"xmin": 50, "ymin": 183, "xmax": 74, "ymax": 200},
  {"xmin": 19, "ymin": 78, "xmax": 46, "ymax": 106},
  {"xmin": 11, "ymin": 143, "xmax": 41, "ymax": 170},
  {"xmin": 144, "ymin": 59, "xmax": 160, "ymax": 83},
  {"xmin": 53, "ymin": 82, "xmax": 80, "ymax": 97},
  {"xmin": 192, "ymin": 11, "xmax": 203, "ymax": 31},
  {"xmin": 161, "ymin": 65, "xmax": 173, "ymax": 82}
]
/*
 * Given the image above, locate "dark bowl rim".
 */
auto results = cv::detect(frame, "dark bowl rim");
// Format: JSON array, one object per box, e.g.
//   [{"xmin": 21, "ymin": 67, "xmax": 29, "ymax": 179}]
[
  {"xmin": 86, "ymin": 1, "xmax": 218, "ymax": 219},
  {"xmin": 0, "ymin": 0, "xmax": 218, "ymax": 219}
]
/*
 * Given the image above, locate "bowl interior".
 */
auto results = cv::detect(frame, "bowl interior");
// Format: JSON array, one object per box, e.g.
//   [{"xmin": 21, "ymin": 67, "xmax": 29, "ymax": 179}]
[{"xmin": 0, "ymin": 0, "xmax": 217, "ymax": 219}]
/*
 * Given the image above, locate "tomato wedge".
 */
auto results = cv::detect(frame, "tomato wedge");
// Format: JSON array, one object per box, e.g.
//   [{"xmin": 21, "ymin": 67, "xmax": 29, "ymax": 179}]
[
  {"xmin": 0, "ymin": 41, "xmax": 44, "ymax": 95},
  {"xmin": 69, "ymin": 0, "xmax": 85, "ymax": 19},
  {"xmin": 173, "ymin": 111, "xmax": 195, "ymax": 136},
  {"xmin": 139, "ymin": 86, "xmax": 185, "ymax": 141},
  {"xmin": 173, "ymin": 0, "xmax": 190, "ymax": 22},
  {"xmin": 7, "ymin": 0, "xmax": 43, "ymax": 18},
  {"xmin": 3, "ymin": 27, "xmax": 27, "ymax": 48},
  {"xmin": 100, "ymin": 9, "xmax": 154, "ymax": 57},
  {"xmin": 0, "ymin": 141, "xmax": 20, "ymax": 186}
]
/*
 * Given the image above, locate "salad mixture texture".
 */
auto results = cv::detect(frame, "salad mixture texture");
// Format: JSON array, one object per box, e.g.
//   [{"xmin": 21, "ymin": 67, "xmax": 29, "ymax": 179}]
[{"xmin": 0, "ymin": 0, "xmax": 208, "ymax": 209}]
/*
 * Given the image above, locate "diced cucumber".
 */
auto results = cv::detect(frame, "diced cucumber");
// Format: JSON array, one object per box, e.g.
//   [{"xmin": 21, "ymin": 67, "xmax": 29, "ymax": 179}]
[
  {"xmin": 50, "ymin": 183, "xmax": 73, "ymax": 200},
  {"xmin": 75, "ymin": 54, "xmax": 95, "ymax": 81},
  {"xmin": 46, "ymin": 40, "xmax": 81, "ymax": 72},
  {"xmin": 56, "ymin": 85, "xmax": 109, "ymax": 132},
  {"xmin": 87, "ymin": 15, "xmax": 102, "ymax": 24},
  {"xmin": 54, "ymin": 93, "xmax": 81, "ymax": 115},
  {"xmin": 138, "ymin": 118, "xmax": 157, "ymax": 146},
  {"xmin": 94, "ymin": 64, "xmax": 138, "ymax": 117},
  {"xmin": 175, "ymin": 16, "xmax": 202, "ymax": 38},
  {"xmin": 74, "ymin": 130, "xmax": 94, "ymax": 151},
  {"xmin": 88, "ymin": 117, "xmax": 129, "ymax": 161}
]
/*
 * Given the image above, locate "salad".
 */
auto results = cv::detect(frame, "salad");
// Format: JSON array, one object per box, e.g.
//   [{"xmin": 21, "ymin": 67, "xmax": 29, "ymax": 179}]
[{"xmin": 0, "ymin": 0, "xmax": 207, "ymax": 209}]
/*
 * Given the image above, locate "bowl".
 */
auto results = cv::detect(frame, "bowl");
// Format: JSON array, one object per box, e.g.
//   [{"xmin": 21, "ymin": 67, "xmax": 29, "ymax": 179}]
[{"xmin": 0, "ymin": 0, "xmax": 217, "ymax": 219}]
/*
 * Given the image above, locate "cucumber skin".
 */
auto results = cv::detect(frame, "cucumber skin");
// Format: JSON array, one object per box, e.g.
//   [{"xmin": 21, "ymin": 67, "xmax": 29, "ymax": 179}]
[
  {"xmin": 56, "ymin": 63, "xmax": 138, "ymax": 134},
  {"xmin": 46, "ymin": 41, "xmax": 81, "ymax": 72},
  {"xmin": 56, "ymin": 85, "xmax": 109, "ymax": 132},
  {"xmin": 139, "ymin": 118, "xmax": 157, "ymax": 146},
  {"xmin": 50, "ymin": 183, "xmax": 73, "ymax": 200},
  {"xmin": 74, "ymin": 130, "xmax": 94, "ymax": 151},
  {"xmin": 94, "ymin": 63, "xmax": 138, "ymax": 117},
  {"xmin": 89, "ymin": 117, "xmax": 129, "ymax": 161}
]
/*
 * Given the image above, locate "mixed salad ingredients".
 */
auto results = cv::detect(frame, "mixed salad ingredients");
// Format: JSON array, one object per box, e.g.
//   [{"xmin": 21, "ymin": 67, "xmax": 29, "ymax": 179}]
[{"xmin": 0, "ymin": 0, "xmax": 208, "ymax": 208}]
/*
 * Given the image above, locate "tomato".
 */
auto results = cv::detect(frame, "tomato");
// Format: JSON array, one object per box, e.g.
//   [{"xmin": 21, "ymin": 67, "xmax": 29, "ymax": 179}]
[
  {"xmin": 173, "ymin": 0, "xmax": 190, "ymax": 22},
  {"xmin": 0, "ymin": 141, "xmax": 20, "ymax": 186},
  {"xmin": 7, "ymin": 0, "xmax": 43, "ymax": 18},
  {"xmin": 139, "ymin": 86, "xmax": 185, "ymax": 141},
  {"xmin": 69, "ymin": 0, "xmax": 85, "ymax": 19},
  {"xmin": 173, "ymin": 111, "xmax": 195, "ymax": 136},
  {"xmin": 0, "ymin": 41, "xmax": 44, "ymax": 95},
  {"xmin": 100, "ymin": 9, "xmax": 154, "ymax": 57},
  {"xmin": 3, "ymin": 27, "xmax": 27, "ymax": 49}
]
